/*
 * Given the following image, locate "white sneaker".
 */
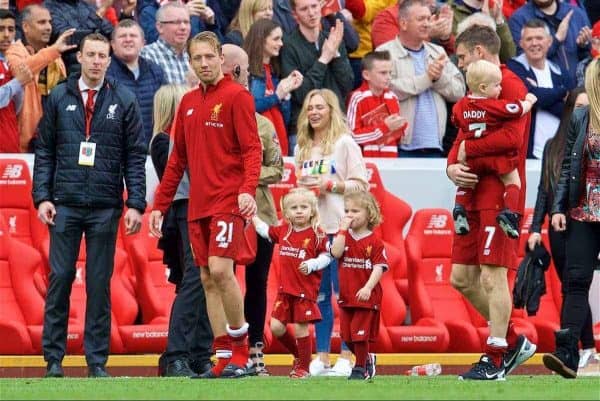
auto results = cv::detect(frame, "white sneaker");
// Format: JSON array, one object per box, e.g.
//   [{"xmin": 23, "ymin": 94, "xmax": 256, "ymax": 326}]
[
  {"xmin": 309, "ymin": 358, "xmax": 330, "ymax": 376},
  {"xmin": 327, "ymin": 357, "xmax": 353, "ymax": 377},
  {"xmin": 578, "ymin": 348, "xmax": 598, "ymax": 369}
]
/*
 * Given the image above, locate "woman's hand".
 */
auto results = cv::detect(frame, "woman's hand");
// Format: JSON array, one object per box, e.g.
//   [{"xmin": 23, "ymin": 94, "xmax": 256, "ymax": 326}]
[{"xmin": 551, "ymin": 213, "xmax": 567, "ymax": 232}]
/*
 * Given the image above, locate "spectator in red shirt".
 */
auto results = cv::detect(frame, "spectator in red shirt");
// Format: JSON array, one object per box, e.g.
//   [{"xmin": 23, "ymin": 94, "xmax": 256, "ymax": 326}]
[
  {"xmin": 330, "ymin": 190, "xmax": 387, "ymax": 380},
  {"xmin": 253, "ymin": 188, "xmax": 332, "ymax": 378},
  {"xmin": 150, "ymin": 31, "xmax": 263, "ymax": 379}
]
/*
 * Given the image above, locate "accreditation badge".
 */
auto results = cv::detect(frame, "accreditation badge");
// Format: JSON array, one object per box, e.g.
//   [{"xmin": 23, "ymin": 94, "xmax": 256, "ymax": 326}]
[{"xmin": 78, "ymin": 141, "xmax": 96, "ymax": 166}]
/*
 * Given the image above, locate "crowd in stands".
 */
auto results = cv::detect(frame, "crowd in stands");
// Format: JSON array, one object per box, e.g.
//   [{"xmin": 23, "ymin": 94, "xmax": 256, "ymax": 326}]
[
  {"xmin": 1, "ymin": 0, "xmax": 598, "ymax": 157},
  {"xmin": 1, "ymin": 0, "xmax": 599, "ymax": 382}
]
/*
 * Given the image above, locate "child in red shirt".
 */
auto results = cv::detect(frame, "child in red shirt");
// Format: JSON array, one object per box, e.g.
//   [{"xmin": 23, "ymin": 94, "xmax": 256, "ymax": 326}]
[
  {"xmin": 452, "ymin": 59, "xmax": 536, "ymax": 238},
  {"xmin": 253, "ymin": 188, "xmax": 332, "ymax": 378},
  {"xmin": 330, "ymin": 191, "xmax": 388, "ymax": 380},
  {"xmin": 347, "ymin": 50, "xmax": 407, "ymax": 158}
]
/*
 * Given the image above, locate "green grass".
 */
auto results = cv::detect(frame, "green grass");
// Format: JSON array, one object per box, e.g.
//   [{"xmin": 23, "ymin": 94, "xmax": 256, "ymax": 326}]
[{"xmin": 1, "ymin": 376, "xmax": 599, "ymax": 400}]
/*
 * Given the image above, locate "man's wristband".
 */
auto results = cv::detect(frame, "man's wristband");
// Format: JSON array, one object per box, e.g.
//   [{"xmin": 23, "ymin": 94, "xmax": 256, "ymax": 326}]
[{"xmin": 338, "ymin": 229, "xmax": 347, "ymax": 236}]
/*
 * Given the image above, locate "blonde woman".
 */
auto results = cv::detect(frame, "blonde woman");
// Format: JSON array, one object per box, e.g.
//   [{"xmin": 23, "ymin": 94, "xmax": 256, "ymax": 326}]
[
  {"xmin": 544, "ymin": 59, "xmax": 600, "ymax": 379},
  {"xmin": 294, "ymin": 88, "xmax": 369, "ymax": 377},
  {"xmin": 150, "ymin": 84, "xmax": 214, "ymax": 378},
  {"xmin": 225, "ymin": 0, "xmax": 274, "ymax": 46}
]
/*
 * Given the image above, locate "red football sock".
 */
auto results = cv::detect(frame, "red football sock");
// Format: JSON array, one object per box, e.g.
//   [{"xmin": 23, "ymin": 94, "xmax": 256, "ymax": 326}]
[
  {"xmin": 485, "ymin": 343, "xmax": 507, "ymax": 368},
  {"xmin": 296, "ymin": 335, "xmax": 312, "ymax": 371},
  {"xmin": 277, "ymin": 329, "xmax": 299, "ymax": 358},
  {"xmin": 228, "ymin": 325, "xmax": 249, "ymax": 367},
  {"xmin": 353, "ymin": 341, "xmax": 368, "ymax": 369},
  {"xmin": 506, "ymin": 320, "xmax": 518, "ymax": 349},
  {"xmin": 504, "ymin": 184, "xmax": 520, "ymax": 212},
  {"xmin": 211, "ymin": 335, "xmax": 232, "ymax": 377}
]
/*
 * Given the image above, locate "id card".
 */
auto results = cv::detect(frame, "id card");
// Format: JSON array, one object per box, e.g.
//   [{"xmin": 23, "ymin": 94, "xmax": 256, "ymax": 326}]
[{"xmin": 79, "ymin": 141, "xmax": 96, "ymax": 166}]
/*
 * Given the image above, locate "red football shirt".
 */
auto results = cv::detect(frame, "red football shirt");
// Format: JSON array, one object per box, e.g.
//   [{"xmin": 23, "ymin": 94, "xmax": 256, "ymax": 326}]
[
  {"xmin": 451, "ymin": 97, "xmax": 524, "ymax": 140},
  {"xmin": 448, "ymin": 66, "xmax": 530, "ymax": 212},
  {"xmin": 269, "ymin": 224, "xmax": 327, "ymax": 301},
  {"xmin": 337, "ymin": 230, "xmax": 388, "ymax": 310},
  {"xmin": 153, "ymin": 75, "xmax": 262, "ymax": 220}
]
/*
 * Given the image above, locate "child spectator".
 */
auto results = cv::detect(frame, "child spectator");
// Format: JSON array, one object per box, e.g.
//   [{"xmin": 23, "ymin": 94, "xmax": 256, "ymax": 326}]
[
  {"xmin": 346, "ymin": 50, "xmax": 407, "ymax": 157},
  {"xmin": 252, "ymin": 188, "xmax": 332, "ymax": 379},
  {"xmin": 451, "ymin": 59, "xmax": 537, "ymax": 239},
  {"xmin": 329, "ymin": 191, "xmax": 387, "ymax": 380}
]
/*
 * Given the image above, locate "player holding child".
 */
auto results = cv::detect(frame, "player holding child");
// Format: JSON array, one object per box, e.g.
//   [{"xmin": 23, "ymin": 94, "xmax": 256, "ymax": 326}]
[
  {"xmin": 452, "ymin": 59, "xmax": 537, "ymax": 239},
  {"xmin": 329, "ymin": 191, "xmax": 388, "ymax": 380},
  {"xmin": 253, "ymin": 188, "xmax": 332, "ymax": 378}
]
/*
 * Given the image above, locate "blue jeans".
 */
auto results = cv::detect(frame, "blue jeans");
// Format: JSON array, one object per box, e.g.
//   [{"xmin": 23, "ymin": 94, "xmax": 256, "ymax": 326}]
[{"xmin": 315, "ymin": 235, "xmax": 349, "ymax": 353}]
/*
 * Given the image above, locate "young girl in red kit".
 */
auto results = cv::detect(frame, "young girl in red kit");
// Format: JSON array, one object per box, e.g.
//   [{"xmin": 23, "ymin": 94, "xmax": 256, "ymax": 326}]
[
  {"xmin": 330, "ymin": 191, "xmax": 388, "ymax": 380},
  {"xmin": 252, "ymin": 188, "xmax": 332, "ymax": 378}
]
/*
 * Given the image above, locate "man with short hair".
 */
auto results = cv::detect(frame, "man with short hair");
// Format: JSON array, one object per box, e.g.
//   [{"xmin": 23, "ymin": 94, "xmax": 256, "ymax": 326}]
[
  {"xmin": 509, "ymin": 0, "xmax": 591, "ymax": 83},
  {"xmin": 6, "ymin": 4, "xmax": 74, "ymax": 152},
  {"xmin": 0, "ymin": 9, "xmax": 32, "ymax": 153},
  {"xmin": 33, "ymin": 33, "xmax": 146, "ymax": 378},
  {"xmin": 149, "ymin": 32, "xmax": 262, "ymax": 379},
  {"xmin": 448, "ymin": 24, "xmax": 536, "ymax": 380},
  {"xmin": 107, "ymin": 19, "xmax": 166, "ymax": 146},
  {"xmin": 44, "ymin": 0, "xmax": 137, "ymax": 74},
  {"xmin": 281, "ymin": 0, "xmax": 354, "ymax": 154},
  {"xmin": 376, "ymin": 0, "xmax": 464, "ymax": 157},
  {"xmin": 140, "ymin": 2, "xmax": 190, "ymax": 85},
  {"xmin": 507, "ymin": 19, "xmax": 573, "ymax": 159}
]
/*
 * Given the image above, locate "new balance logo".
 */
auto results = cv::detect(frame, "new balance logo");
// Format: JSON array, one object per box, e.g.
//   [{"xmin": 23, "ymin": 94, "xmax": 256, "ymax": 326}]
[
  {"xmin": 66, "ymin": 105, "xmax": 77, "ymax": 111},
  {"xmin": 187, "ymin": 108, "xmax": 194, "ymax": 116},
  {"xmin": 1, "ymin": 164, "xmax": 23, "ymax": 179},
  {"xmin": 357, "ymin": 330, "xmax": 365, "ymax": 336},
  {"xmin": 426, "ymin": 214, "xmax": 448, "ymax": 229}
]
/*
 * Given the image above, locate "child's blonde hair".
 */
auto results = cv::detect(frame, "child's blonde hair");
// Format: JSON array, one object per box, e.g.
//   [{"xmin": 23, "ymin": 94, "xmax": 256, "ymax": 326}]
[
  {"xmin": 466, "ymin": 59, "xmax": 502, "ymax": 95},
  {"xmin": 280, "ymin": 188, "xmax": 325, "ymax": 243},
  {"xmin": 344, "ymin": 191, "xmax": 382, "ymax": 230}
]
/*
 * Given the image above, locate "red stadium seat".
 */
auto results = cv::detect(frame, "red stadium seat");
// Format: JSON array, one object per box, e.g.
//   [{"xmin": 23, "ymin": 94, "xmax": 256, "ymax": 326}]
[
  {"xmin": 406, "ymin": 208, "xmax": 483, "ymax": 351},
  {"xmin": 380, "ymin": 262, "xmax": 450, "ymax": 352},
  {"xmin": 268, "ymin": 162, "xmax": 296, "ymax": 218},
  {"xmin": 365, "ymin": 162, "xmax": 412, "ymax": 300},
  {"xmin": 121, "ymin": 211, "xmax": 174, "ymax": 326},
  {"xmin": 0, "ymin": 215, "xmax": 83, "ymax": 354},
  {"xmin": 515, "ymin": 208, "xmax": 561, "ymax": 352}
]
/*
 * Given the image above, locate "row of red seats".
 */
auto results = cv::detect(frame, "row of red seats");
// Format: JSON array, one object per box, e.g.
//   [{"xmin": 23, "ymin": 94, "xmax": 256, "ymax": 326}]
[{"xmin": 1, "ymin": 158, "xmax": 598, "ymax": 355}]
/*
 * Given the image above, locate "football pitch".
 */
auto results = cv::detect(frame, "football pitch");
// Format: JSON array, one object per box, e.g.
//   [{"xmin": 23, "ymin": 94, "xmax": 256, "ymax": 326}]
[{"xmin": 1, "ymin": 376, "xmax": 599, "ymax": 400}]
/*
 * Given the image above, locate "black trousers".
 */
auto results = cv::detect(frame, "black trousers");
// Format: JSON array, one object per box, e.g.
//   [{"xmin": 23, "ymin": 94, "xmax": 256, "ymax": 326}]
[
  {"xmin": 561, "ymin": 220, "xmax": 600, "ymax": 343},
  {"xmin": 164, "ymin": 200, "xmax": 213, "ymax": 364},
  {"xmin": 42, "ymin": 206, "xmax": 121, "ymax": 366},
  {"xmin": 549, "ymin": 226, "xmax": 595, "ymax": 349},
  {"xmin": 244, "ymin": 234, "xmax": 274, "ymax": 347}
]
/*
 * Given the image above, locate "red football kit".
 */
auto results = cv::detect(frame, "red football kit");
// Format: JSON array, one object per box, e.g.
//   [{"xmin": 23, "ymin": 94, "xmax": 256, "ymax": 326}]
[
  {"xmin": 337, "ymin": 230, "xmax": 388, "ymax": 344},
  {"xmin": 448, "ymin": 66, "xmax": 530, "ymax": 269},
  {"xmin": 268, "ymin": 224, "xmax": 327, "ymax": 301},
  {"xmin": 153, "ymin": 75, "xmax": 262, "ymax": 219},
  {"xmin": 451, "ymin": 96, "xmax": 524, "ymax": 175},
  {"xmin": 152, "ymin": 75, "xmax": 262, "ymax": 266},
  {"xmin": 346, "ymin": 82, "xmax": 404, "ymax": 158}
]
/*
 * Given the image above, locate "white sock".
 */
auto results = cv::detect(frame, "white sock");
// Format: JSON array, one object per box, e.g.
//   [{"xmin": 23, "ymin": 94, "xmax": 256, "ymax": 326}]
[{"xmin": 487, "ymin": 336, "xmax": 508, "ymax": 347}]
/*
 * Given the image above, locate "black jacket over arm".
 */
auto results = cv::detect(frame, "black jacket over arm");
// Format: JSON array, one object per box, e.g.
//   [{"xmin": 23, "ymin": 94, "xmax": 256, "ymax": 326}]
[
  {"xmin": 33, "ymin": 75, "xmax": 147, "ymax": 213},
  {"xmin": 551, "ymin": 106, "xmax": 590, "ymax": 215}
]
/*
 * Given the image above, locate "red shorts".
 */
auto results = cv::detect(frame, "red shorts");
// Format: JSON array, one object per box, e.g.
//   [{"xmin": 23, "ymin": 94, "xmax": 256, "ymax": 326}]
[
  {"xmin": 188, "ymin": 214, "xmax": 245, "ymax": 267},
  {"xmin": 452, "ymin": 209, "xmax": 518, "ymax": 269},
  {"xmin": 271, "ymin": 293, "xmax": 322, "ymax": 324},
  {"xmin": 339, "ymin": 307, "xmax": 380, "ymax": 344},
  {"xmin": 468, "ymin": 155, "xmax": 517, "ymax": 176}
]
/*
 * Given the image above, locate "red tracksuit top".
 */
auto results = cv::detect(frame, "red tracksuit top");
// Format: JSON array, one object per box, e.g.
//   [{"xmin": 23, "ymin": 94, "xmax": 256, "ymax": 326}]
[
  {"xmin": 153, "ymin": 75, "xmax": 262, "ymax": 220},
  {"xmin": 0, "ymin": 60, "xmax": 20, "ymax": 153},
  {"xmin": 447, "ymin": 66, "xmax": 530, "ymax": 212}
]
